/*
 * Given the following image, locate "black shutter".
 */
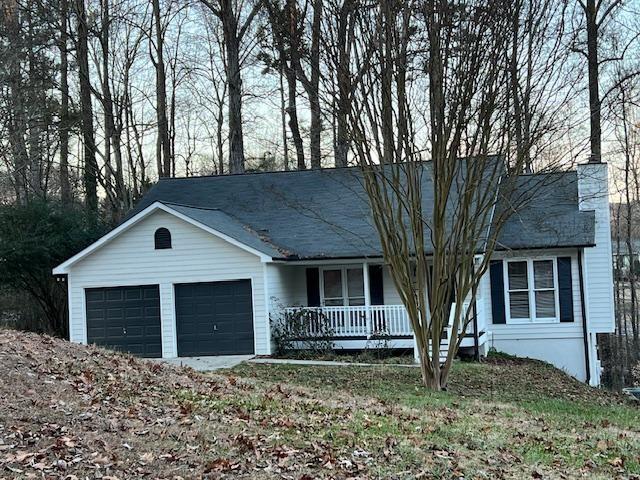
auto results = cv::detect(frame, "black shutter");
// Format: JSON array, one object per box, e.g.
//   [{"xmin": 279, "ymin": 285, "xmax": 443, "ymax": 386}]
[
  {"xmin": 306, "ymin": 268, "xmax": 320, "ymax": 307},
  {"xmin": 557, "ymin": 257, "xmax": 574, "ymax": 322},
  {"xmin": 369, "ymin": 265, "xmax": 384, "ymax": 305},
  {"xmin": 490, "ymin": 260, "xmax": 506, "ymax": 324}
]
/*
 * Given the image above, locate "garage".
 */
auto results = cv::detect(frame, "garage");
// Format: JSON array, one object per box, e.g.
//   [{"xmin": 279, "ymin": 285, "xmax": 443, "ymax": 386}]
[
  {"xmin": 85, "ymin": 285, "xmax": 162, "ymax": 358},
  {"xmin": 175, "ymin": 280, "xmax": 254, "ymax": 356}
]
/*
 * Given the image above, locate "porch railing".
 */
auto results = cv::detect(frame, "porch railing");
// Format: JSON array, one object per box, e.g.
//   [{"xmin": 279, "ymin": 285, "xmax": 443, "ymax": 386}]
[{"xmin": 283, "ymin": 304, "xmax": 413, "ymax": 338}]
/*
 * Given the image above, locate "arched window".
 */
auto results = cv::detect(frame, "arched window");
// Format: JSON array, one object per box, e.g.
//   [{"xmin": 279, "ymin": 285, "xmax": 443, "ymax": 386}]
[{"xmin": 154, "ymin": 228, "xmax": 172, "ymax": 250}]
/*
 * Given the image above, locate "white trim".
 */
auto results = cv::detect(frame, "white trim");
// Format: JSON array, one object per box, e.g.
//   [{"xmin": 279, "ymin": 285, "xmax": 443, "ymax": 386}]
[
  {"xmin": 272, "ymin": 258, "xmax": 382, "ymax": 266},
  {"xmin": 363, "ymin": 263, "xmax": 371, "ymax": 307},
  {"xmin": 67, "ymin": 276, "xmax": 74, "ymax": 342},
  {"xmin": 53, "ymin": 202, "xmax": 273, "ymax": 274},
  {"xmin": 503, "ymin": 257, "xmax": 560, "ymax": 324},
  {"xmin": 170, "ymin": 283, "xmax": 178, "ymax": 359},
  {"xmin": 80, "ymin": 287, "xmax": 88, "ymax": 344},
  {"xmin": 262, "ymin": 264, "xmax": 272, "ymax": 355}
]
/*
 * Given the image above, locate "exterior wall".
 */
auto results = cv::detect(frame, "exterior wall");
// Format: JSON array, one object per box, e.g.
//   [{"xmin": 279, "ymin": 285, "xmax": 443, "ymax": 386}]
[
  {"xmin": 481, "ymin": 248, "xmax": 589, "ymax": 382},
  {"xmin": 266, "ymin": 264, "xmax": 307, "ymax": 313},
  {"xmin": 488, "ymin": 335, "xmax": 587, "ymax": 381},
  {"xmin": 66, "ymin": 210, "xmax": 269, "ymax": 357},
  {"xmin": 578, "ymin": 162, "xmax": 615, "ymax": 333}
]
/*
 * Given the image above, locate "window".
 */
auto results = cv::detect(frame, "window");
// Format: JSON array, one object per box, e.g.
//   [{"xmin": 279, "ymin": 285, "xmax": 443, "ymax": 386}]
[
  {"xmin": 533, "ymin": 260, "xmax": 556, "ymax": 318},
  {"xmin": 154, "ymin": 228, "xmax": 172, "ymax": 250},
  {"xmin": 321, "ymin": 267, "xmax": 365, "ymax": 306},
  {"xmin": 322, "ymin": 269, "xmax": 343, "ymax": 306},
  {"xmin": 507, "ymin": 261, "xmax": 529, "ymax": 319},
  {"xmin": 505, "ymin": 259, "xmax": 558, "ymax": 323}
]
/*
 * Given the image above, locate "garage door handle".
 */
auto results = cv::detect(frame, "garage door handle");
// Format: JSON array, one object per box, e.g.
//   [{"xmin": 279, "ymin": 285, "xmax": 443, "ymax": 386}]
[
  {"xmin": 213, "ymin": 325, "xmax": 217, "ymax": 332},
  {"xmin": 123, "ymin": 327, "xmax": 127, "ymax": 335}
]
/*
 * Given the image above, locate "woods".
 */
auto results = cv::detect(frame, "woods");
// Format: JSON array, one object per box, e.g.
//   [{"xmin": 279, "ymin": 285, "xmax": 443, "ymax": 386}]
[
  {"xmin": 0, "ymin": 0, "xmax": 639, "ymax": 389},
  {"xmin": 1, "ymin": 0, "xmax": 636, "ymax": 211}
]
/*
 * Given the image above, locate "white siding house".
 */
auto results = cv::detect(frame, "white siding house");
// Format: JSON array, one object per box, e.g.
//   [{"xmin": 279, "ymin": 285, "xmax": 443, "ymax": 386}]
[{"xmin": 53, "ymin": 161, "xmax": 614, "ymax": 386}]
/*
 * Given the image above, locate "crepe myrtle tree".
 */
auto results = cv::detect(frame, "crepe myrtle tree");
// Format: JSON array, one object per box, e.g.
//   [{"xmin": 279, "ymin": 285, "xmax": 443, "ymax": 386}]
[{"xmin": 344, "ymin": 0, "xmax": 564, "ymax": 390}]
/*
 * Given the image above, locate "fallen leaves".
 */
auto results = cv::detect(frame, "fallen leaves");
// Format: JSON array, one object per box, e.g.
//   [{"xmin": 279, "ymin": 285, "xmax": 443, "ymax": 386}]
[{"xmin": 0, "ymin": 330, "xmax": 638, "ymax": 480}]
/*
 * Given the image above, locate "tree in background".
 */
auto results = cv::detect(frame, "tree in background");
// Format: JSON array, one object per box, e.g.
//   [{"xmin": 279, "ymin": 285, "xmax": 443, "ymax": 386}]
[
  {"xmin": 608, "ymin": 73, "xmax": 640, "ymax": 389},
  {"xmin": 200, "ymin": 0, "xmax": 263, "ymax": 174},
  {"xmin": 75, "ymin": 0, "xmax": 99, "ymax": 214},
  {"xmin": 0, "ymin": 201, "xmax": 106, "ymax": 337}
]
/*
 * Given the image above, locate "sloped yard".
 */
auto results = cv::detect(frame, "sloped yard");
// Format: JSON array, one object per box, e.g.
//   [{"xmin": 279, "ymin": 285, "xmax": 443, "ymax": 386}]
[{"xmin": 0, "ymin": 330, "xmax": 638, "ymax": 479}]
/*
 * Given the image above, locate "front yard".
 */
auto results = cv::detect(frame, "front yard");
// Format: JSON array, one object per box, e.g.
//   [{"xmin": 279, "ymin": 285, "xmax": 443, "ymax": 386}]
[{"xmin": 0, "ymin": 329, "xmax": 638, "ymax": 479}]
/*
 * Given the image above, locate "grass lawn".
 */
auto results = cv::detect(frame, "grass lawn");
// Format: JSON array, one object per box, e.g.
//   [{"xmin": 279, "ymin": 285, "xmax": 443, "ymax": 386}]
[
  {"xmin": 229, "ymin": 359, "xmax": 640, "ymax": 478},
  {"xmin": 1, "ymin": 329, "xmax": 638, "ymax": 479}
]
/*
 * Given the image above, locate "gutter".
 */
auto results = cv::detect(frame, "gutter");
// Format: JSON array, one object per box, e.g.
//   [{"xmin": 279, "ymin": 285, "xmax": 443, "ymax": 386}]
[{"xmin": 577, "ymin": 248, "xmax": 591, "ymax": 384}]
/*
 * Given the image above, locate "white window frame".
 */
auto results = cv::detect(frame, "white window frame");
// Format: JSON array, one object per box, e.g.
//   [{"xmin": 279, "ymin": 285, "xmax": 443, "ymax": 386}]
[
  {"xmin": 503, "ymin": 257, "xmax": 560, "ymax": 324},
  {"xmin": 319, "ymin": 266, "xmax": 366, "ymax": 307}
]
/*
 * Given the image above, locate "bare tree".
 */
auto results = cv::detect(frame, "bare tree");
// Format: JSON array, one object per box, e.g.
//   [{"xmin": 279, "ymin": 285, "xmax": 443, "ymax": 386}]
[
  {"xmin": 329, "ymin": 0, "xmax": 355, "ymax": 168},
  {"xmin": 574, "ymin": 0, "xmax": 639, "ymax": 162},
  {"xmin": 200, "ymin": 0, "xmax": 263, "ymax": 174},
  {"xmin": 151, "ymin": 0, "xmax": 172, "ymax": 177},
  {"xmin": 75, "ymin": 0, "xmax": 99, "ymax": 214},
  {"xmin": 265, "ymin": 0, "xmax": 306, "ymax": 169},
  {"xmin": 289, "ymin": 0, "xmax": 323, "ymax": 169},
  {"xmin": 59, "ymin": 0, "xmax": 71, "ymax": 204},
  {"xmin": 345, "ymin": 0, "xmax": 558, "ymax": 389}
]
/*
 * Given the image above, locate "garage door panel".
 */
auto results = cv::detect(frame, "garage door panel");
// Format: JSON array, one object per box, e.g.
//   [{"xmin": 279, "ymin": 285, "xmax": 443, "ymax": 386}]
[
  {"xmin": 175, "ymin": 280, "xmax": 254, "ymax": 356},
  {"xmin": 85, "ymin": 285, "xmax": 161, "ymax": 358}
]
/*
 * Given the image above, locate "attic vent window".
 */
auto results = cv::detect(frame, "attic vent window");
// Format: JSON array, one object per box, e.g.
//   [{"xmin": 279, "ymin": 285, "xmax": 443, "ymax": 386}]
[{"xmin": 154, "ymin": 228, "xmax": 172, "ymax": 250}]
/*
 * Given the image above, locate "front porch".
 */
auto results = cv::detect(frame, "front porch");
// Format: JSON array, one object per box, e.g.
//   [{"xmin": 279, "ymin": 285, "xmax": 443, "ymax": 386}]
[
  {"xmin": 268, "ymin": 261, "xmax": 488, "ymax": 354},
  {"xmin": 283, "ymin": 304, "xmax": 414, "ymax": 349},
  {"xmin": 281, "ymin": 303, "xmax": 487, "ymax": 351}
]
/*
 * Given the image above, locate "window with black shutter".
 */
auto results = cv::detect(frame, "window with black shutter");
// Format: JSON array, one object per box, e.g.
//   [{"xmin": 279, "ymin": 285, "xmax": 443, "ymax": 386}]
[{"xmin": 154, "ymin": 228, "xmax": 172, "ymax": 250}]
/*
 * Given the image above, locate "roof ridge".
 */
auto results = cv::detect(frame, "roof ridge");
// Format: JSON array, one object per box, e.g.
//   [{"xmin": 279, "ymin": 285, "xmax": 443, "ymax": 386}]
[{"xmin": 161, "ymin": 201, "xmax": 221, "ymax": 212}]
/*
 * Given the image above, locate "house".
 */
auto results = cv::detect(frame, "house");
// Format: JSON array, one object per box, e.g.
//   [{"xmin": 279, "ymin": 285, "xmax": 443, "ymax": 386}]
[{"xmin": 52, "ymin": 160, "xmax": 614, "ymax": 386}]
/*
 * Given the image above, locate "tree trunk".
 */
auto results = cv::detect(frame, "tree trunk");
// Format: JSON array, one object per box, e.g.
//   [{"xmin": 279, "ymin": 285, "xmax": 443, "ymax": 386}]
[
  {"xmin": 279, "ymin": 60, "xmax": 290, "ymax": 171},
  {"xmin": 334, "ymin": 0, "xmax": 352, "ymax": 168},
  {"xmin": 586, "ymin": 0, "xmax": 601, "ymax": 162},
  {"xmin": 6, "ymin": 0, "xmax": 29, "ymax": 204},
  {"xmin": 308, "ymin": 0, "xmax": 323, "ymax": 169},
  {"xmin": 223, "ymin": 3, "xmax": 245, "ymax": 174},
  {"xmin": 152, "ymin": 0, "xmax": 171, "ymax": 177},
  {"xmin": 288, "ymin": 0, "xmax": 322, "ymax": 168},
  {"xmin": 285, "ymin": 59, "xmax": 305, "ymax": 170},
  {"xmin": 101, "ymin": 0, "xmax": 118, "ymax": 216},
  {"xmin": 75, "ymin": 0, "xmax": 98, "ymax": 214},
  {"xmin": 59, "ymin": 0, "xmax": 71, "ymax": 204}
]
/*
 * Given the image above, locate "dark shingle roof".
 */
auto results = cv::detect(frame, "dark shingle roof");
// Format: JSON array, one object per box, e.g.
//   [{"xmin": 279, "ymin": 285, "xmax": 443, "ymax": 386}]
[
  {"xmin": 131, "ymin": 164, "xmax": 595, "ymax": 260},
  {"xmin": 494, "ymin": 172, "xmax": 595, "ymax": 251},
  {"xmin": 165, "ymin": 204, "xmax": 285, "ymax": 258}
]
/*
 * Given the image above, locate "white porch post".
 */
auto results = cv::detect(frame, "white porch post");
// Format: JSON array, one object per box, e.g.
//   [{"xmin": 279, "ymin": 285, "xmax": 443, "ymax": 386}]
[{"xmin": 363, "ymin": 262, "xmax": 371, "ymax": 335}]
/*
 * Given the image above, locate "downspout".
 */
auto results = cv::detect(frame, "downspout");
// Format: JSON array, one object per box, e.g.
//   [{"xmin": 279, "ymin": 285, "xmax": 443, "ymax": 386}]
[
  {"xmin": 577, "ymin": 248, "xmax": 591, "ymax": 384},
  {"xmin": 472, "ymin": 299, "xmax": 479, "ymax": 361}
]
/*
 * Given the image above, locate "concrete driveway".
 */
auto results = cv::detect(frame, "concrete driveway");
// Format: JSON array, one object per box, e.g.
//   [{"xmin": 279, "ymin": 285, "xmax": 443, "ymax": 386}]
[{"xmin": 148, "ymin": 355, "xmax": 253, "ymax": 371}]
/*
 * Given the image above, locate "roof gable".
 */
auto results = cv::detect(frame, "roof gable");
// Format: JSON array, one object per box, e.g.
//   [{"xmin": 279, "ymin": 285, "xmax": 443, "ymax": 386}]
[{"xmin": 52, "ymin": 202, "xmax": 274, "ymax": 274}]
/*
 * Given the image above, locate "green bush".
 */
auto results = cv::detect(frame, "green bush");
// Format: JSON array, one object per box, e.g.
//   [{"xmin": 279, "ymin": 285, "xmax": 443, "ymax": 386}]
[{"xmin": 0, "ymin": 201, "xmax": 106, "ymax": 337}]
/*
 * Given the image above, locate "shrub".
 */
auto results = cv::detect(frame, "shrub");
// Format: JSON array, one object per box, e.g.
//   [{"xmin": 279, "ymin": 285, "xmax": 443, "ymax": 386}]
[
  {"xmin": 271, "ymin": 305, "xmax": 336, "ymax": 356},
  {"xmin": 0, "ymin": 201, "xmax": 106, "ymax": 337}
]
